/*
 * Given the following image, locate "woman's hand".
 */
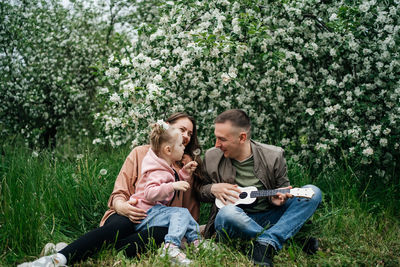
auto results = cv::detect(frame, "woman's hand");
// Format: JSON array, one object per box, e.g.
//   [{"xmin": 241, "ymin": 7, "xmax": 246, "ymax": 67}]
[
  {"xmin": 113, "ymin": 198, "xmax": 147, "ymax": 223},
  {"xmin": 211, "ymin": 183, "xmax": 241, "ymax": 205},
  {"xmin": 182, "ymin": 161, "xmax": 198, "ymax": 175},
  {"xmin": 172, "ymin": 181, "xmax": 190, "ymax": 191},
  {"xmin": 271, "ymin": 186, "xmax": 293, "ymax": 206}
]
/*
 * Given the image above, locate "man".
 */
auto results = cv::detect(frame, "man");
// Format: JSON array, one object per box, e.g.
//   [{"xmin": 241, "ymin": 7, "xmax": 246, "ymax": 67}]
[{"xmin": 198, "ymin": 109, "xmax": 322, "ymax": 266}]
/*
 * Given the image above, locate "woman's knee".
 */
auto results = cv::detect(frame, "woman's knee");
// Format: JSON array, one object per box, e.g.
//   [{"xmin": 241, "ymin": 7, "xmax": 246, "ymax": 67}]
[{"xmin": 103, "ymin": 213, "xmax": 136, "ymax": 234}]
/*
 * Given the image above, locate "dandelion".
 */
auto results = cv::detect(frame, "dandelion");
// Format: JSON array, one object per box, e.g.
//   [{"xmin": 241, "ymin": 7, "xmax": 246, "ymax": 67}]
[
  {"xmin": 99, "ymin": 169, "xmax": 108, "ymax": 175},
  {"xmin": 193, "ymin": 148, "xmax": 201, "ymax": 156},
  {"xmin": 76, "ymin": 154, "xmax": 84, "ymax": 160}
]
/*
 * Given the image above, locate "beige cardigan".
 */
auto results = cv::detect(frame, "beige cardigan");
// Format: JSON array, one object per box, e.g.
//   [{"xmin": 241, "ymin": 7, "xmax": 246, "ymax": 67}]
[{"xmin": 100, "ymin": 145, "xmax": 200, "ymax": 226}]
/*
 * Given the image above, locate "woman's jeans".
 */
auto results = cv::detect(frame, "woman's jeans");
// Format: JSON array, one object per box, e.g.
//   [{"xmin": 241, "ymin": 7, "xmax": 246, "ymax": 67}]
[
  {"xmin": 134, "ymin": 204, "xmax": 200, "ymax": 246},
  {"xmin": 214, "ymin": 185, "xmax": 322, "ymax": 250}
]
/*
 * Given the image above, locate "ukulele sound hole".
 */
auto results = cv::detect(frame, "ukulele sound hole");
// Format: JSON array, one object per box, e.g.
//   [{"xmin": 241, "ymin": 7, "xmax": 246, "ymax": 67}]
[{"xmin": 239, "ymin": 192, "xmax": 247, "ymax": 199}]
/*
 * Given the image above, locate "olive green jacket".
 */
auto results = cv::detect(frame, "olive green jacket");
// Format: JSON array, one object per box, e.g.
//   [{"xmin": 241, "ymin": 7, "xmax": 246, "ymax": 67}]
[{"xmin": 198, "ymin": 140, "xmax": 290, "ymax": 238}]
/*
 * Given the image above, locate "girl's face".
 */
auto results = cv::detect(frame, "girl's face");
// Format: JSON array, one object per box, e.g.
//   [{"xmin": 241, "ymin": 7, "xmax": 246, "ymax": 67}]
[
  {"xmin": 169, "ymin": 117, "xmax": 193, "ymax": 147},
  {"xmin": 170, "ymin": 132, "xmax": 185, "ymax": 162}
]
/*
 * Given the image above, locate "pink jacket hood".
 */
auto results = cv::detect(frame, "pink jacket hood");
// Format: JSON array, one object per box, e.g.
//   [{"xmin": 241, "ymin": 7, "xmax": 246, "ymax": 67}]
[{"xmin": 129, "ymin": 148, "xmax": 190, "ymax": 211}]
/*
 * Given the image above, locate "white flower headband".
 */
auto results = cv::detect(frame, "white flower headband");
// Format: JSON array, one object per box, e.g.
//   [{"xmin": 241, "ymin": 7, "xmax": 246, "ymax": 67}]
[{"xmin": 156, "ymin": 119, "xmax": 170, "ymax": 130}]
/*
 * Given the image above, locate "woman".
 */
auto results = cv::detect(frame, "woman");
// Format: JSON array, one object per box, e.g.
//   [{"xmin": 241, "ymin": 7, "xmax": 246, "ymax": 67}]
[{"xmin": 20, "ymin": 112, "xmax": 202, "ymax": 266}]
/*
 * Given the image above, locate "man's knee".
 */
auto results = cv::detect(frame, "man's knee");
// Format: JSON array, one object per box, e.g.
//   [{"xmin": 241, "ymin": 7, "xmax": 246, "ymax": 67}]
[
  {"xmin": 215, "ymin": 205, "xmax": 241, "ymax": 230},
  {"xmin": 303, "ymin": 184, "xmax": 322, "ymax": 205}
]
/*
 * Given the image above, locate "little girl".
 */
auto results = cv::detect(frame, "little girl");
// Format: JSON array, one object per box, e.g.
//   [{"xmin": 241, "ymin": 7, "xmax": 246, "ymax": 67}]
[{"xmin": 129, "ymin": 120, "xmax": 201, "ymax": 265}]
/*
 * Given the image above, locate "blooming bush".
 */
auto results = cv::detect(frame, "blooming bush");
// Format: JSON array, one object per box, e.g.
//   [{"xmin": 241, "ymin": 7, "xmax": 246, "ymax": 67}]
[
  {"xmin": 96, "ymin": 0, "xmax": 399, "ymax": 182},
  {"xmin": 0, "ymin": 0, "xmax": 129, "ymax": 147}
]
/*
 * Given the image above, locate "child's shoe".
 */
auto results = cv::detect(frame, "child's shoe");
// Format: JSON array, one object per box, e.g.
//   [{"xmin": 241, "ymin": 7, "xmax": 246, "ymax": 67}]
[{"xmin": 161, "ymin": 243, "xmax": 192, "ymax": 265}]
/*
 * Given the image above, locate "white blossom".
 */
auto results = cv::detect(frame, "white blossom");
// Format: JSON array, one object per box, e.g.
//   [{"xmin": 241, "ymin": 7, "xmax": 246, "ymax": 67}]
[
  {"xmin": 362, "ymin": 147, "xmax": 374, "ymax": 156},
  {"xmin": 305, "ymin": 108, "xmax": 315, "ymax": 116},
  {"xmin": 379, "ymin": 138, "xmax": 388, "ymax": 147}
]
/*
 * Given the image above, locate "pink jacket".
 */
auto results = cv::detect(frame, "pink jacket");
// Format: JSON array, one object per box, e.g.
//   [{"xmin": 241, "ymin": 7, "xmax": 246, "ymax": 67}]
[
  {"xmin": 99, "ymin": 145, "xmax": 200, "ymax": 226},
  {"xmin": 129, "ymin": 148, "xmax": 191, "ymax": 211}
]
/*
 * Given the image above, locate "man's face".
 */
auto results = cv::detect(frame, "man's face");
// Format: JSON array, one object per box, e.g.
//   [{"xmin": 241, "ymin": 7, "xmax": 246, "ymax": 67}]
[{"xmin": 214, "ymin": 122, "xmax": 242, "ymax": 160}]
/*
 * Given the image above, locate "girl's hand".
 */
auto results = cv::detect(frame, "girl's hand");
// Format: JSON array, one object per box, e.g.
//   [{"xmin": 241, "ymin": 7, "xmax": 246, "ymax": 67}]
[
  {"xmin": 172, "ymin": 181, "xmax": 190, "ymax": 191},
  {"xmin": 182, "ymin": 161, "xmax": 198, "ymax": 175}
]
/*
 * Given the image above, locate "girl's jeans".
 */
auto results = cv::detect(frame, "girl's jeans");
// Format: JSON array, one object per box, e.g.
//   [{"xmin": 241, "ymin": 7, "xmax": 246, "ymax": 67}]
[
  {"xmin": 214, "ymin": 185, "xmax": 322, "ymax": 250},
  {"xmin": 134, "ymin": 204, "xmax": 200, "ymax": 246}
]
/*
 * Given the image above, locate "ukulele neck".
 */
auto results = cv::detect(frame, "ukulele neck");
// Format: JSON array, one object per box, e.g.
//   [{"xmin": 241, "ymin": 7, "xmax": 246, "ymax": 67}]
[{"xmin": 250, "ymin": 189, "xmax": 290, "ymax": 198}]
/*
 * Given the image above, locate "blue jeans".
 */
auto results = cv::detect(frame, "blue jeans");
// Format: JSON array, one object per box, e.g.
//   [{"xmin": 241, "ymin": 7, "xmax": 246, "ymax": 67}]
[
  {"xmin": 214, "ymin": 185, "xmax": 322, "ymax": 250},
  {"xmin": 134, "ymin": 204, "xmax": 200, "ymax": 246}
]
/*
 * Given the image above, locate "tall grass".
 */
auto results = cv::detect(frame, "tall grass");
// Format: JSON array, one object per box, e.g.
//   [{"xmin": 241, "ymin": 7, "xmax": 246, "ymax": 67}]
[
  {"xmin": 0, "ymin": 138, "xmax": 130, "ymax": 264},
  {"xmin": 1, "ymin": 140, "xmax": 399, "ymax": 266}
]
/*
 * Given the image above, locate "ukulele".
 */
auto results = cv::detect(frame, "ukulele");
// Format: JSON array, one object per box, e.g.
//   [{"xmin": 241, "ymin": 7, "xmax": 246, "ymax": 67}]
[{"xmin": 215, "ymin": 186, "xmax": 315, "ymax": 209}]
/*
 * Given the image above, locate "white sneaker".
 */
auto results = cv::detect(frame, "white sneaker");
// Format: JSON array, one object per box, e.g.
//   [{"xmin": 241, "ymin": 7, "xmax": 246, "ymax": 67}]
[
  {"xmin": 161, "ymin": 245, "xmax": 192, "ymax": 265},
  {"xmin": 18, "ymin": 255, "xmax": 66, "ymax": 267},
  {"xmin": 41, "ymin": 243, "xmax": 56, "ymax": 256},
  {"xmin": 40, "ymin": 242, "xmax": 68, "ymax": 257},
  {"xmin": 55, "ymin": 242, "xmax": 68, "ymax": 252},
  {"xmin": 17, "ymin": 263, "xmax": 31, "ymax": 267}
]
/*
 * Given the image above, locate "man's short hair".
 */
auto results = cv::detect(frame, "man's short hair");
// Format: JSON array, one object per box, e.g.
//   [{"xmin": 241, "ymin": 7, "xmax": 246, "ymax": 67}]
[{"xmin": 215, "ymin": 109, "xmax": 251, "ymax": 136}]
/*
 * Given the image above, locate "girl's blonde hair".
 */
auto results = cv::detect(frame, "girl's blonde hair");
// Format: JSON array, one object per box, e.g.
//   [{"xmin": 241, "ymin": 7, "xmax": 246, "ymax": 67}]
[{"xmin": 149, "ymin": 123, "xmax": 178, "ymax": 155}]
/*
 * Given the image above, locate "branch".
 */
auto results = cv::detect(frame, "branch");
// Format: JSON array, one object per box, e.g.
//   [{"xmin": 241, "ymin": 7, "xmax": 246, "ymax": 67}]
[
  {"xmin": 302, "ymin": 14, "xmax": 332, "ymax": 32},
  {"xmin": 185, "ymin": 17, "xmax": 202, "ymax": 31}
]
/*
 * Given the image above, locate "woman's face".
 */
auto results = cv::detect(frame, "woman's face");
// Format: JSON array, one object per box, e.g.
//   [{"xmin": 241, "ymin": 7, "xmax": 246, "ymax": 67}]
[{"xmin": 170, "ymin": 117, "xmax": 194, "ymax": 147}]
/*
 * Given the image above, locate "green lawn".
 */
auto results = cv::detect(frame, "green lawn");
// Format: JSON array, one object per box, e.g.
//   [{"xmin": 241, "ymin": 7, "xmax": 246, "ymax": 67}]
[{"xmin": 1, "ymin": 140, "xmax": 399, "ymax": 266}]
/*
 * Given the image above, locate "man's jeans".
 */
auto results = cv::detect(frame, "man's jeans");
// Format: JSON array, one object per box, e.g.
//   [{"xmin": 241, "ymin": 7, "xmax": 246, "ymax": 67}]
[
  {"xmin": 134, "ymin": 204, "xmax": 200, "ymax": 246},
  {"xmin": 214, "ymin": 185, "xmax": 322, "ymax": 250}
]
